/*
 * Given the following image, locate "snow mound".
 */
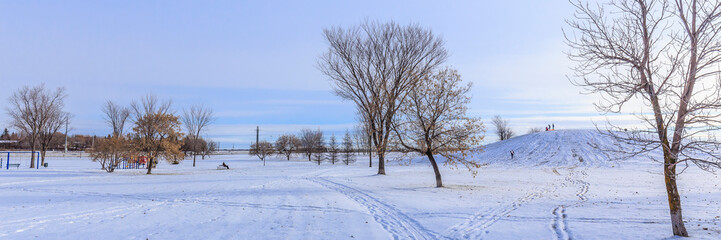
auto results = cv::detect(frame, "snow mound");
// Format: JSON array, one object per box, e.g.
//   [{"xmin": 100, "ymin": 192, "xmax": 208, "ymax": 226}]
[{"xmin": 473, "ymin": 129, "xmax": 655, "ymax": 167}]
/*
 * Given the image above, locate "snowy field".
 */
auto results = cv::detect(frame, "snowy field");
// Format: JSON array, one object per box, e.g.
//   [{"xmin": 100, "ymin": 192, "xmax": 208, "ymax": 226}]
[{"xmin": 1, "ymin": 130, "xmax": 720, "ymax": 239}]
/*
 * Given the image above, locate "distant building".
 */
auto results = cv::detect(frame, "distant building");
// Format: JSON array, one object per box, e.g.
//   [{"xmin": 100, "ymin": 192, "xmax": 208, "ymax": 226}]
[{"xmin": 0, "ymin": 140, "xmax": 19, "ymax": 149}]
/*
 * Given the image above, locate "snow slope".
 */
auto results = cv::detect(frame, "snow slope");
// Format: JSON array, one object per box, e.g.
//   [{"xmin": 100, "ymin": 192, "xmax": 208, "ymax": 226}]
[{"xmin": 474, "ymin": 129, "xmax": 658, "ymax": 167}]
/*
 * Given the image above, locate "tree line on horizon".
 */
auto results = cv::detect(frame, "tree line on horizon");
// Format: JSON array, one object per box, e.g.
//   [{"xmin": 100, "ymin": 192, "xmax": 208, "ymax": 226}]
[
  {"xmin": 0, "ymin": 128, "xmax": 98, "ymax": 152},
  {"xmin": 249, "ymin": 128, "xmax": 359, "ymax": 167}
]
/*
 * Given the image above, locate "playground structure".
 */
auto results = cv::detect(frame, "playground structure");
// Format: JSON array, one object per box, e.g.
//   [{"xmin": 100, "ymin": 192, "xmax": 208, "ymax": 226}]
[
  {"xmin": 117, "ymin": 156, "xmax": 147, "ymax": 169},
  {"xmin": 1, "ymin": 151, "xmax": 40, "ymax": 169}
]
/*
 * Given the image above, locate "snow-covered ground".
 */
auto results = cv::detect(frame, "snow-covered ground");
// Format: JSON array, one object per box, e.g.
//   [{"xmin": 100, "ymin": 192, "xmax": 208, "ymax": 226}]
[{"xmin": 1, "ymin": 130, "xmax": 720, "ymax": 239}]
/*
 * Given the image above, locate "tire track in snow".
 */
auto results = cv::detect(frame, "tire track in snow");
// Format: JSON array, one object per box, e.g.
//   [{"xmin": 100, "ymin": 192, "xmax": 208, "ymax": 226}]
[
  {"xmin": 445, "ymin": 188, "xmax": 548, "ymax": 239},
  {"xmin": 550, "ymin": 169, "xmax": 589, "ymax": 240},
  {"xmin": 305, "ymin": 177, "xmax": 440, "ymax": 240}
]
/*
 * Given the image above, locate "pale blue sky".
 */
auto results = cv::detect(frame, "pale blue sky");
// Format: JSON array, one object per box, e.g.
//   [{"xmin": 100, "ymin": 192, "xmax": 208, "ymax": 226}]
[{"xmin": 0, "ymin": 1, "xmax": 629, "ymax": 148}]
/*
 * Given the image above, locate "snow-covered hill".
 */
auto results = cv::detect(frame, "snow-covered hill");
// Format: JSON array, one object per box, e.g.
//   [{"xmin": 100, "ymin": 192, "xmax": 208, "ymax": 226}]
[{"xmin": 474, "ymin": 129, "xmax": 659, "ymax": 167}]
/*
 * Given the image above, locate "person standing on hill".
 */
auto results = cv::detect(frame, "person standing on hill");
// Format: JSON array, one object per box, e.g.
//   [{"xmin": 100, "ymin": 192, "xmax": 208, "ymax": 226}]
[
  {"xmin": 552, "ymin": 123, "xmax": 555, "ymax": 130},
  {"xmin": 510, "ymin": 150, "xmax": 515, "ymax": 159}
]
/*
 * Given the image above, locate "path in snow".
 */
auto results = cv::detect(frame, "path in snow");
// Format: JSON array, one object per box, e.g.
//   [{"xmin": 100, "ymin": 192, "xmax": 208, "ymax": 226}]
[
  {"xmin": 444, "ymin": 187, "xmax": 551, "ymax": 239},
  {"xmin": 550, "ymin": 168, "xmax": 590, "ymax": 240},
  {"xmin": 305, "ymin": 176, "xmax": 441, "ymax": 240}
]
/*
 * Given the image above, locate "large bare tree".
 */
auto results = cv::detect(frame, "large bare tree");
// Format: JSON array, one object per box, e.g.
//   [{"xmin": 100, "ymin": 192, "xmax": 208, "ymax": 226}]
[
  {"xmin": 6, "ymin": 84, "xmax": 67, "ymax": 168},
  {"xmin": 275, "ymin": 134, "xmax": 300, "ymax": 160},
  {"xmin": 250, "ymin": 140, "xmax": 274, "ymax": 166},
  {"xmin": 392, "ymin": 67, "xmax": 485, "ymax": 187},
  {"xmin": 319, "ymin": 21, "xmax": 448, "ymax": 175},
  {"xmin": 491, "ymin": 115, "xmax": 514, "ymax": 141},
  {"xmin": 181, "ymin": 104, "xmax": 214, "ymax": 167},
  {"xmin": 566, "ymin": 0, "xmax": 721, "ymax": 236},
  {"xmin": 103, "ymin": 100, "xmax": 130, "ymax": 137},
  {"xmin": 38, "ymin": 108, "xmax": 70, "ymax": 166},
  {"xmin": 91, "ymin": 101, "xmax": 131, "ymax": 173},
  {"xmin": 130, "ymin": 95, "xmax": 184, "ymax": 174},
  {"xmin": 299, "ymin": 129, "xmax": 324, "ymax": 162}
]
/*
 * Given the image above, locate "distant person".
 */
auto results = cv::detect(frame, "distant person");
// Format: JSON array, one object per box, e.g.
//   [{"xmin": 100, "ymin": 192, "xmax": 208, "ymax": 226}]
[
  {"xmin": 510, "ymin": 150, "xmax": 515, "ymax": 159},
  {"xmin": 221, "ymin": 162, "xmax": 229, "ymax": 169},
  {"xmin": 545, "ymin": 127, "xmax": 548, "ymax": 131},
  {"xmin": 552, "ymin": 123, "xmax": 555, "ymax": 130}
]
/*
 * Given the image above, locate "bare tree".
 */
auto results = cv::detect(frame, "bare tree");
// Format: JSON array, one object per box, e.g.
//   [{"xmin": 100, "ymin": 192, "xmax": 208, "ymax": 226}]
[
  {"xmin": 566, "ymin": 0, "xmax": 721, "ymax": 236},
  {"xmin": 353, "ymin": 120, "xmax": 373, "ymax": 167},
  {"xmin": 6, "ymin": 84, "xmax": 67, "ymax": 168},
  {"xmin": 38, "ymin": 108, "xmax": 70, "ymax": 166},
  {"xmin": 527, "ymin": 127, "xmax": 543, "ymax": 134},
  {"xmin": 202, "ymin": 140, "xmax": 217, "ymax": 159},
  {"xmin": 93, "ymin": 101, "xmax": 132, "ymax": 172},
  {"xmin": 275, "ymin": 134, "xmax": 301, "ymax": 160},
  {"xmin": 181, "ymin": 105, "xmax": 214, "ymax": 167},
  {"xmin": 299, "ymin": 129, "xmax": 323, "ymax": 162},
  {"xmin": 342, "ymin": 130, "xmax": 355, "ymax": 165},
  {"xmin": 103, "ymin": 101, "xmax": 130, "ymax": 137},
  {"xmin": 392, "ymin": 67, "xmax": 485, "ymax": 187},
  {"xmin": 319, "ymin": 21, "xmax": 448, "ymax": 175},
  {"xmin": 90, "ymin": 135, "xmax": 130, "ymax": 173},
  {"xmin": 250, "ymin": 140, "xmax": 274, "ymax": 166},
  {"xmin": 328, "ymin": 134, "xmax": 339, "ymax": 164},
  {"xmin": 130, "ymin": 95, "xmax": 184, "ymax": 174},
  {"xmin": 492, "ymin": 115, "xmax": 514, "ymax": 141}
]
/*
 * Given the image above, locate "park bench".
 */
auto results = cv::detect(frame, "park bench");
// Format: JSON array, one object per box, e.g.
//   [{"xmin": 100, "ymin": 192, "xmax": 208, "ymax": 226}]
[{"xmin": 8, "ymin": 163, "xmax": 20, "ymax": 168}]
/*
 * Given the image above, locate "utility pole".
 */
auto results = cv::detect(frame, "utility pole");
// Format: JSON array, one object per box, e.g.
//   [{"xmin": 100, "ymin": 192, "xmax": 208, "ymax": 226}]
[
  {"xmin": 256, "ymin": 126, "xmax": 259, "ymax": 146},
  {"xmin": 64, "ymin": 116, "xmax": 68, "ymax": 153}
]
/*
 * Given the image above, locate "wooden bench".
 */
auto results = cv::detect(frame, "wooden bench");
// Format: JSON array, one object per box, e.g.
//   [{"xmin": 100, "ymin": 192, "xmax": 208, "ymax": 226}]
[{"xmin": 8, "ymin": 163, "xmax": 20, "ymax": 168}]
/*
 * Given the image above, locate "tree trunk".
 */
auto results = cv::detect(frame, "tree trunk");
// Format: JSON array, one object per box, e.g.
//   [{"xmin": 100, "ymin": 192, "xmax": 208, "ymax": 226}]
[
  {"xmin": 663, "ymin": 151, "xmax": 688, "ymax": 236},
  {"xmin": 368, "ymin": 136, "xmax": 372, "ymax": 168},
  {"xmin": 368, "ymin": 151, "xmax": 372, "ymax": 167},
  {"xmin": 29, "ymin": 144, "xmax": 36, "ymax": 168},
  {"xmin": 146, "ymin": 156, "xmax": 153, "ymax": 174},
  {"xmin": 40, "ymin": 148, "xmax": 46, "ymax": 166},
  {"xmin": 425, "ymin": 151, "xmax": 443, "ymax": 188},
  {"xmin": 193, "ymin": 154, "xmax": 196, "ymax": 167},
  {"xmin": 377, "ymin": 151, "xmax": 385, "ymax": 175}
]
